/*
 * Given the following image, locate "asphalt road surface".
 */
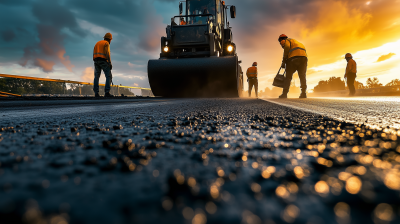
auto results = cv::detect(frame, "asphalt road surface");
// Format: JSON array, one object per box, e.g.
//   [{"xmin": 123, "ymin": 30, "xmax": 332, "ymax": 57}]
[
  {"xmin": 266, "ymin": 97, "xmax": 400, "ymax": 131},
  {"xmin": 0, "ymin": 98, "xmax": 399, "ymax": 224}
]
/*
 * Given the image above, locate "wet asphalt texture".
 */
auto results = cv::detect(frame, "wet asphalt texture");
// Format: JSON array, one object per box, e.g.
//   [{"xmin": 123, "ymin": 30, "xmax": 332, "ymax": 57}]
[{"xmin": 0, "ymin": 98, "xmax": 399, "ymax": 224}]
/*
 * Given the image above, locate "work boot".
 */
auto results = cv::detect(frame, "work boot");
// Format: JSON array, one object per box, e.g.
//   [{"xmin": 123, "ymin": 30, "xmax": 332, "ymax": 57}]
[
  {"xmin": 104, "ymin": 93, "xmax": 114, "ymax": 98},
  {"xmin": 95, "ymin": 93, "xmax": 100, "ymax": 98},
  {"xmin": 279, "ymin": 94, "xmax": 287, "ymax": 99},
  {"xmin": 299, "ymin": 92, "xmax": 307, "ymax": 98}
]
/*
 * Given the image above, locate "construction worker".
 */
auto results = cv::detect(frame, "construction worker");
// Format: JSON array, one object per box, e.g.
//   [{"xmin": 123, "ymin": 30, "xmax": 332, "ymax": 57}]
[
  {"xmin": 246, "ymin": 62, "xmax": 258, "ymax": 98},
  {"xmin": 93, "ymin": 33, "xmax": 113, "ymax": 97},
  {"xmin": 278, "ymin": 34, "xmax": 308, "ymax": 98},
  {"xmin": 344, "ymin": 53, "xmax": 357, "ymax": 96},
  {"xmin": 180, "ymin": 18, "xmax": 187, "ymax": 25}
]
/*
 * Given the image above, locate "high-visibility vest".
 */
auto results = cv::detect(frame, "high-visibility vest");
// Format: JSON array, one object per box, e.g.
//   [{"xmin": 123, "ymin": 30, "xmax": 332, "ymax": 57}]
[
  {"xmin": 246, "ymin": 66, "xmax": 258, "ymax": 78},
  {"xmin": 280, "ymin": 38, "xmax": 307, "ymax": 59},
  {"xmin": 346, "ymin": 59, "xmax": 357, "ymax": 74},
  {"xmin": 93, "ymin": 40, "xmax": 109, "ymax": 60}
]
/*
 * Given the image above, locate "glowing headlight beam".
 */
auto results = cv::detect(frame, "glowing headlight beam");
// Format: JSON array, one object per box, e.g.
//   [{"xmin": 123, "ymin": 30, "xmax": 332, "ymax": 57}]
[
  {"xmin": 227, "ymin": 45, "xmax": 233, "ymax": 52},
  {"xmin": 163, "ymin": 46, "xmax": 169, "ymax": 52}
]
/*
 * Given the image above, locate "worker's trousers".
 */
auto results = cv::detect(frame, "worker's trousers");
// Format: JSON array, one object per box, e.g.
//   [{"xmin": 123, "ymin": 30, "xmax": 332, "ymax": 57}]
[
  {"xmin": 248, "ymin": 78, "xmax": 258, "ymax": 97},
  {"xmin": 347, "ymin": 72, "xmax": 356, "ymax": 96},
  {"xmin": 93, "ymin": 60, "xmax": 112, "ymax": 94},
  {"xmin": 283, "ymin": 56, "xmax": 308, "ymax": 94}
]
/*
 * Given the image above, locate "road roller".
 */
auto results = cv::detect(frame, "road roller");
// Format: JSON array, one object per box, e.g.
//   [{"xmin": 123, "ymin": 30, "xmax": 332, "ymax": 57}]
[{"xmin": 148, "ymin": 0, "xmax": 242, "ymax": 97}]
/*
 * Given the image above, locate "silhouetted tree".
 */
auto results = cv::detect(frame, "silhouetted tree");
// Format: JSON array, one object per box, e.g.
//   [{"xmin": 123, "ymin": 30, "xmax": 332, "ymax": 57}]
[
  {"xmin": 313, "ymin": 77, "xmax": 345, "ymax": 92},
  {"xmin": 355, "ymin": 81, "xmax": 366, "ymax": 89},
  {"xmin": 385, "ymin": 79, "xmax": 400, "ymax": 87},
  {"xmin": 366, "ymin": 77, "xmax": 383, "ymax": 89},
  {"xmin": 261, "ymin": 87, "xmax": 282, "ymax": 98},
  {"xmin": 0, "ymin": 78, "xmax": 65, "ymax": 94},
  {"xmin": 0, "ymin": 78, "xmax": 134, "ymax": 96}
]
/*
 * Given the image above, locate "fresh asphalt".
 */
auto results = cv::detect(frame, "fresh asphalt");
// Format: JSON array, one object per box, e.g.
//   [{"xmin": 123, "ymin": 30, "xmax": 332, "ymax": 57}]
[{"xmin": 0, "ymin": 97, "xmax": 399, "ymax": 224}]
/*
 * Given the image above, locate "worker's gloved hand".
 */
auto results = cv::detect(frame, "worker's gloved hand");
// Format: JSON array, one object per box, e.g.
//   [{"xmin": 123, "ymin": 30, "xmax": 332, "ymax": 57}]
[
  {"xmin": 109, "ymin": 63, "xmax": 113, "ymax": 70},
  {"xmin": 281, "ymin": 62, "xmax": 286, "ymax": 69}
]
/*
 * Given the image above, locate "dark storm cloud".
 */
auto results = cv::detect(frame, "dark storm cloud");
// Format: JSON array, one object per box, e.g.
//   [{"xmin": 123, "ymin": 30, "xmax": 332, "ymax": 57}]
[
  {"xmin": 0, "ymin": 0, "xmax": 26, "ymax": 6},
  {"xmin": 68, "ymin": 0, "xmax": 165, "ymax": 53},
  {"xmin": 18, "ymin": 0, "xmax": 87, "ymax": 72},
  {"xmin": 1, "ymin": 29, "xmax": 16, "ymax": 42}
]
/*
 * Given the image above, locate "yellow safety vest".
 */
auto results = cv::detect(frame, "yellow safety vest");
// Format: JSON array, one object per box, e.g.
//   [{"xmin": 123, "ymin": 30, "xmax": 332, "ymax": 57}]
[{"xmin": 281, "ymin": 38, "xmax": 307, "ymax": 60}]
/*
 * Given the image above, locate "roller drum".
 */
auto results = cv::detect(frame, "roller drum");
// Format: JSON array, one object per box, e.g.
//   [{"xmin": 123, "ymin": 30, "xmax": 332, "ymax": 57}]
[{"xmin": 148, "ymin": 56, "xmax": 239, "ymax": 97}]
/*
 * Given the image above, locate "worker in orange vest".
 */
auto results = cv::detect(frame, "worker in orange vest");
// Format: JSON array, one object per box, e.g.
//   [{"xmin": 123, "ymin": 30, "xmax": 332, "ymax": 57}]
[
  {"xmin": 246, "ymin": 62, "xmax": 258, "ymax": 98},
  {"xmin": 93, "ymin": 33, "xmax": 113, "ymax": 97},
  {"xmin": 344, "ymin": 53, "xmax": 357, "ymax": 96},
  {"xmin": 278, "ymin": 34, "xmax": 308, "ymax": 98},
  {"xmin": 180, "ymin": 18, "xmax": 187, "ymax": 25}
]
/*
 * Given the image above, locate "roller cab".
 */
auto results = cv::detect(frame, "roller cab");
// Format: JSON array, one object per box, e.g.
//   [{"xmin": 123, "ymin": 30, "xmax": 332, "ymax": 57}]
[{"xmin": 148, "ymin": 0, "xmax": 242, "ymax": 98}]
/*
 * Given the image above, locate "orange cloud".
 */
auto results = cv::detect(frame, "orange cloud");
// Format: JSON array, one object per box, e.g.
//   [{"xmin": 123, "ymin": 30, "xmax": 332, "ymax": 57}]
[
  {"xmin": 81, "ymin": 67, "xmax": 94, "ymax": 82},
  {"xmin": 57, "ymin": 49, "xmax": 75, "ymax": 72},
  {"xmin": 376, "ymin": 53, "xmax": 396, "ymax": 62},
  {"xmin": 35, "ymin": 58, "xmax": 55, "ymax": 72}
]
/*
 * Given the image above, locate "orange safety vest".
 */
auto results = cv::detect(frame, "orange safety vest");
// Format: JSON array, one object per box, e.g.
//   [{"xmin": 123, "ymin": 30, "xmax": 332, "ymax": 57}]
[
  {"xmin": 280, "ymin": 38, "xmax": 307, "ymax": 59},
  {"xmin": 246, "ymin": 66, "xmax": 258, "ymax": 78},
  {"xmin": 93, "ymin": 40, "xmax": 109, "ymax": 60}
]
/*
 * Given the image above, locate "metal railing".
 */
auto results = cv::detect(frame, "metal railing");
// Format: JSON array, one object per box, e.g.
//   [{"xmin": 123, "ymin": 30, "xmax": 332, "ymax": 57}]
[{"xmin": 0, "ymin": 74, "xmax": 152, "ymax": 97}]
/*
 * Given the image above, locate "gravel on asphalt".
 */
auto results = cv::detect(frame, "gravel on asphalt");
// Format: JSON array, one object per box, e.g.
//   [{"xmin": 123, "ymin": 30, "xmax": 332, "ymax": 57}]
[{"xmin": 0, "ymin": 98, "xmax": 399, "ymax": 224}]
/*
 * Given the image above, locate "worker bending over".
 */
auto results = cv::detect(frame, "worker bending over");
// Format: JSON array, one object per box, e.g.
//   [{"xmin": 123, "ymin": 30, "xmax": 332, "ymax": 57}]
[
  {"xmin": 246, "ymin": 62, "xmax": 258, "ymax": 98},
  {"xmin": 278, "ymin": 34, "xmax": 308, "ymax": 98},
  {"xmin": 93, "ymin": 33, "xmax": 113, "ymax": 97},
  {"xmin": 344, "ymin": 53, "xmax": 357, "ymax": 96}
]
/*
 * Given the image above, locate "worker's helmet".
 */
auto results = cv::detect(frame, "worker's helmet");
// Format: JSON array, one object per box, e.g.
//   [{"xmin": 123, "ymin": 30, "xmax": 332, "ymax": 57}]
[
  {"xmin": 345, "ymin": 53, "xmax": 352, "ymax": 58},
  {"xmin": 278, "ymin": 34, "xmax": 288, "ymax": 42},
  {"xmin": 252, "ymin": 62, "xmax": 257, "ymax": 66},
  {"xmin": 104, "ymin": 33, "xmax": 113, "ymax": 40}
]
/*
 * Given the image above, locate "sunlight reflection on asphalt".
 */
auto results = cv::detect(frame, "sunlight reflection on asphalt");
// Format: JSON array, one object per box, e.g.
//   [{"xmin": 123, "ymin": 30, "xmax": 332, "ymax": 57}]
[{"xmin": 265, "ymin": 96, "xmax": 400, "ymax": 131}]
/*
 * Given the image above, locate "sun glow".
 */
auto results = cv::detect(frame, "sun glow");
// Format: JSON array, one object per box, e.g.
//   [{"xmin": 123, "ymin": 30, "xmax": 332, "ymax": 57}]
[{"xmin": 307, "ymin": 39, "xmax": 400, "ymax": 88}]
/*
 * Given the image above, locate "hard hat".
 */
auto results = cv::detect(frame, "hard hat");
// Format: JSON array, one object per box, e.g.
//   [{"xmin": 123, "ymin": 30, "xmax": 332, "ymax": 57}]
[
  {"xmin": 252, "ymin": 62, "xmax": 257, "ymax": 66},
  {"xmin": 104, "ymin": 33, "xmax": 113, "ymax": 40},
  {"xmin": 345, "ymin": 53, "xmax": 352, "ymax": 58},
  {"xmin": 278, "ymin": 34, "xmax": 288, "ymax": 41}
]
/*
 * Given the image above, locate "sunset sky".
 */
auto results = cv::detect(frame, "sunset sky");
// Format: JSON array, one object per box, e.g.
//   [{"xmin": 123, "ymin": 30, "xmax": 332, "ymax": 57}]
[{"xmin": 0, "ymin": 0, "xmax": 399, "ymax": 93}]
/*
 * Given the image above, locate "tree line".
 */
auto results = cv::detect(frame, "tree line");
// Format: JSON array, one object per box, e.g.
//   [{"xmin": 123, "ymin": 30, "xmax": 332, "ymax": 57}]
[
  {"xmin": 254, "ymin": 77, "xmax": 399, "ymax": 98},
  {"xmin": 0, "ymin": 78, "xmax": 135, "ymax": 96},
  {"xmin": 313, "ymin": 77, "xmax": 400, "ymax": 93}
]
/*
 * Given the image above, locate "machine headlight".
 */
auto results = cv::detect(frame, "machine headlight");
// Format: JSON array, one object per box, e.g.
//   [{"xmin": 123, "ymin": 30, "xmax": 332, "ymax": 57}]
[
  {"xmin": 227, "ymin": 45, "xmax": 233, "ymax": 52},
  {"xmin": 163, "ymin": 46, "xmax": 169, "ymax": 52}
]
